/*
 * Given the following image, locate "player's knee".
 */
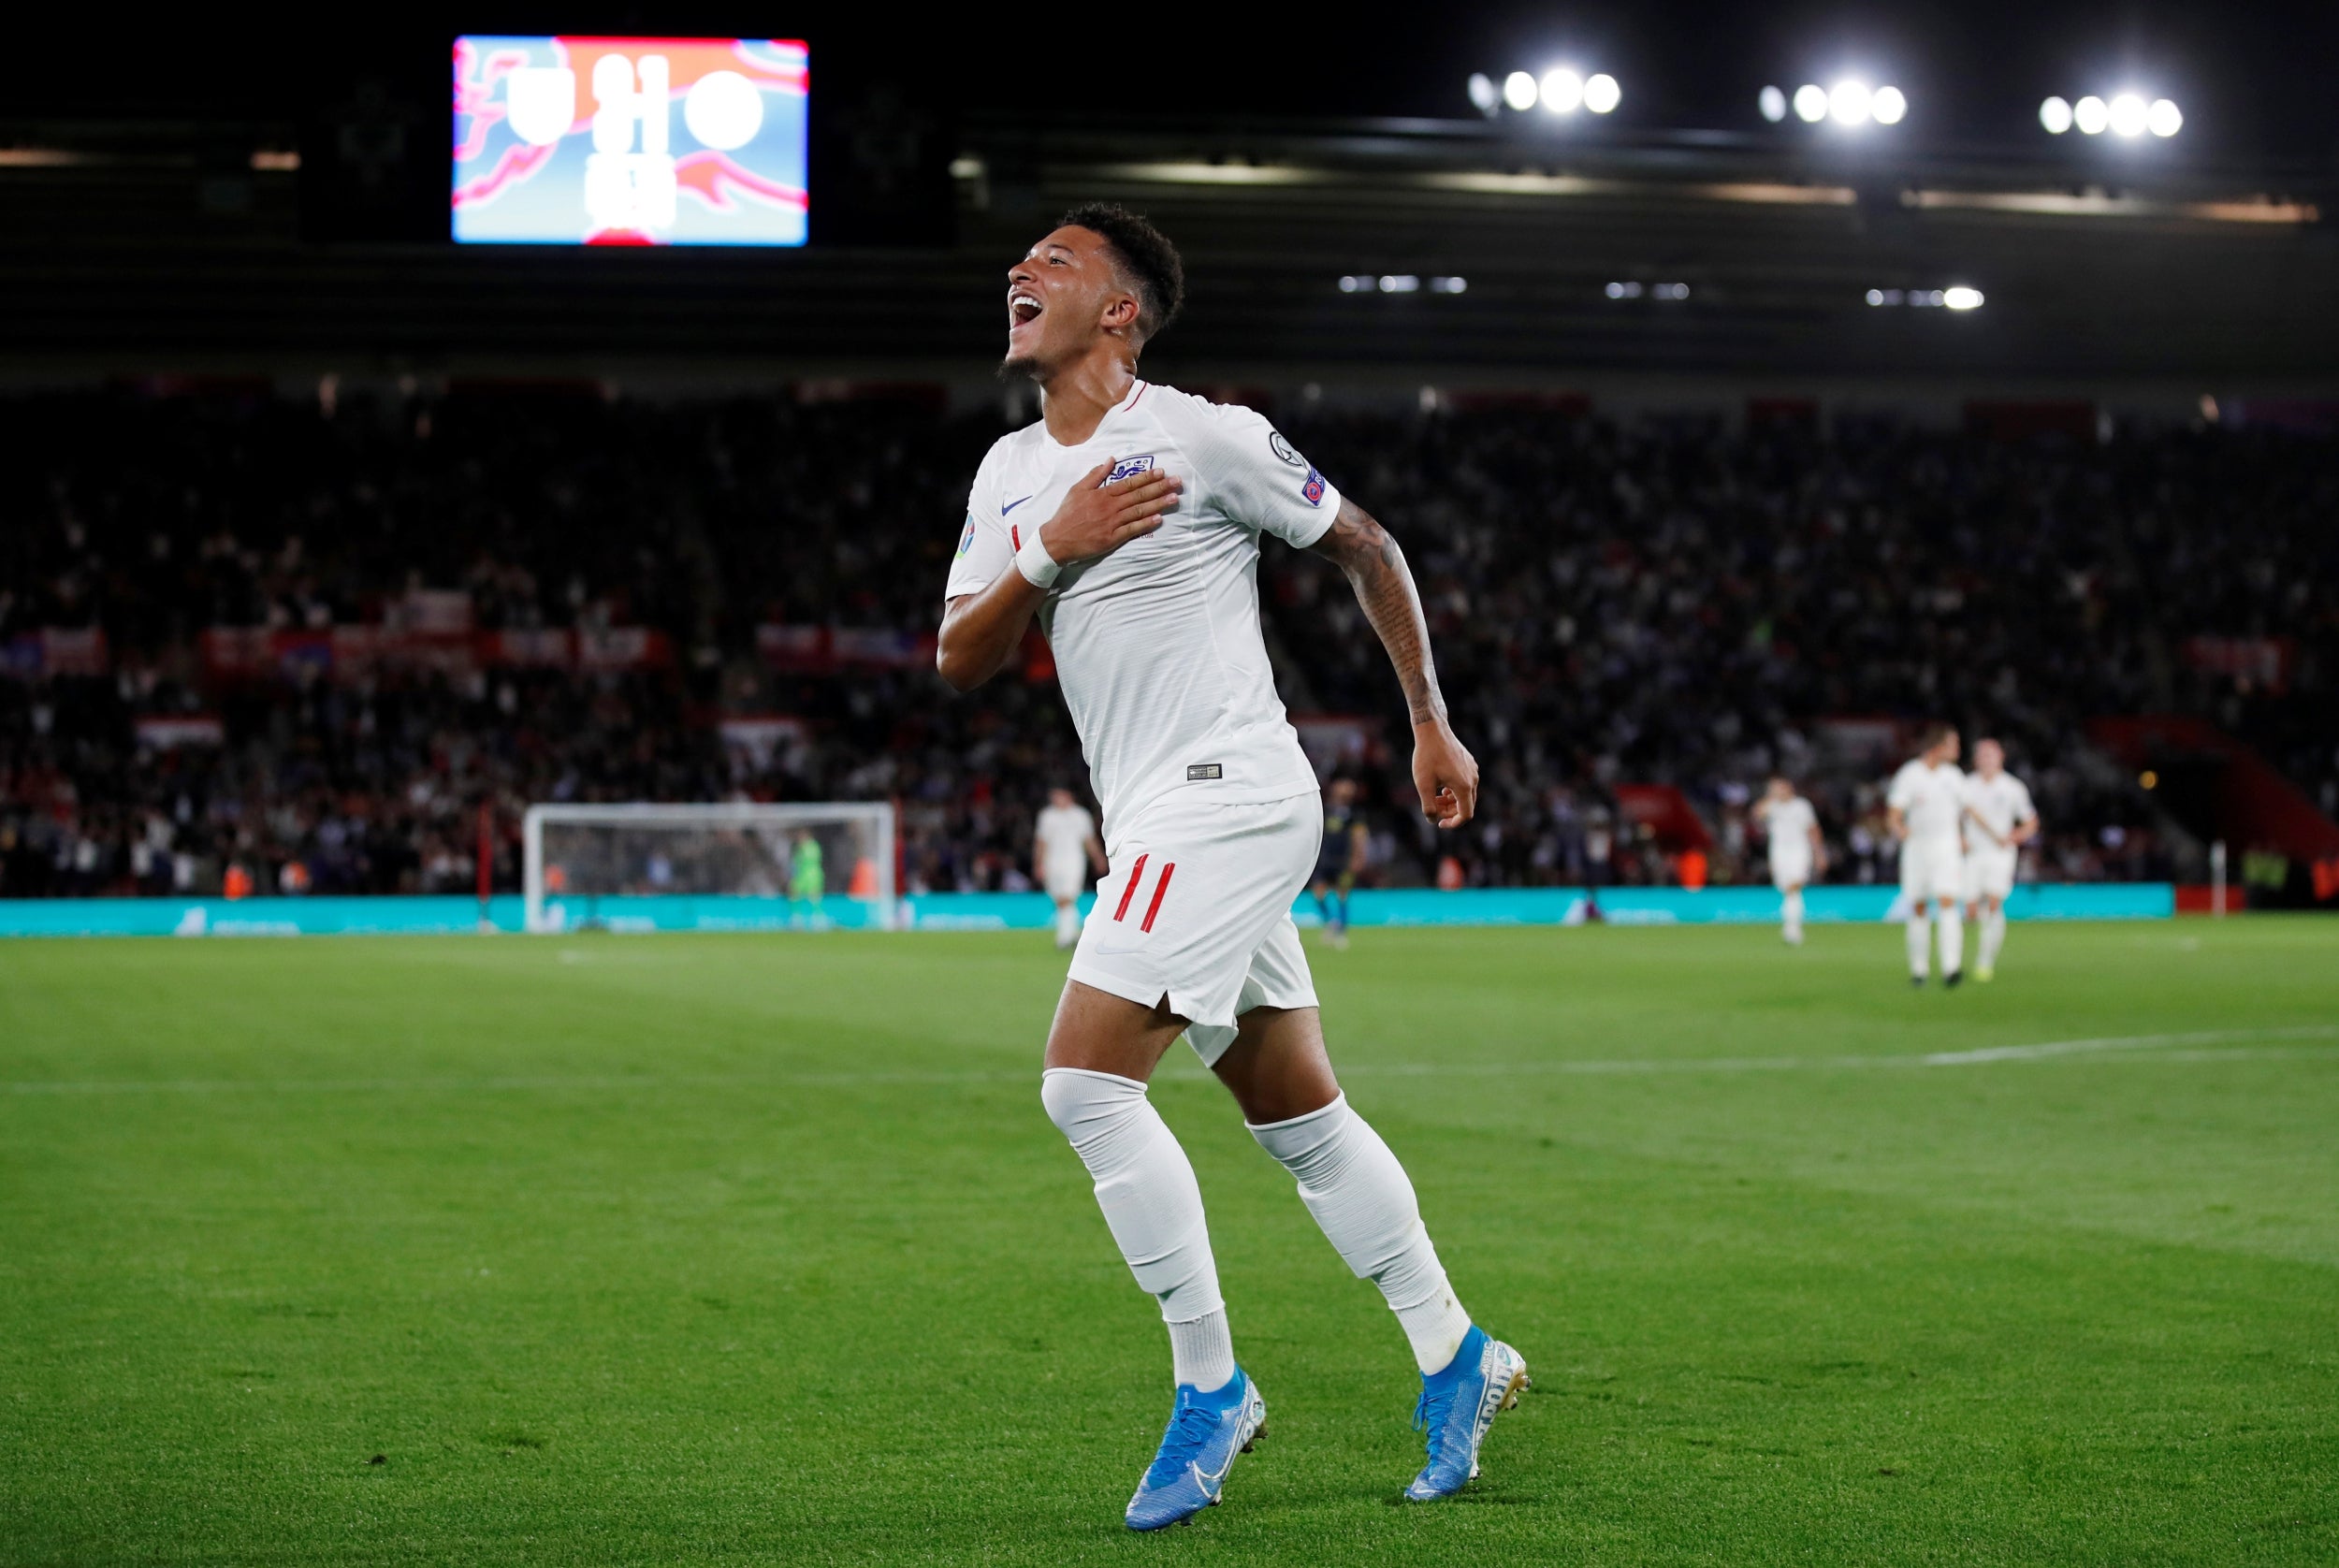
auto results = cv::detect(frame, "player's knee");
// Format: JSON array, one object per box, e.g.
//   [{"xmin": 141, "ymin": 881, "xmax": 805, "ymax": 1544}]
[{"xmin": 1040, "ymin": 1065, "xmax": 1151, "ymax": 1152}]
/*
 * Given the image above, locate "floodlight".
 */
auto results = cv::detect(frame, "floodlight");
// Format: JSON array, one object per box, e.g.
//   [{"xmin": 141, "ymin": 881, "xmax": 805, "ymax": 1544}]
[
  {"xmin": 1584, "ymin": 73, "xmax": 1620, "ymax": 113},
  {"xmin": 1866, "ymin": 288, "xmax": 1885, "ymax": 305},
  {"xmin": 1942, "ymin": 286, "xmax": 1983, "ymax": 311},
  {"xmin": 2108, "ymin": 94, "xmax": 2147, "ymax": 137},
  {"xmin": 2040, "ymin": 95, "xmax": 2073, "ymax": 134},
  {"xmin": 1539, "ymin": 68, "xmax": 1584, "ymax": 113},
  {"xmin": 1793, "ymin": 84, "xmax": 1827, "ymax": 123},
  {"xmin": 2147, "ymin": 98, "xmax": 2182, "ymax": 137},
  {"xmin": 1829, "ymin": 80, "xmax": 1872, "ymax": 124},
  {"xmin": 1872, "ymin": 85, "xmax": 1906, "ymax": 124},
  {"xmin": 1468, "ymin": 73, "xmax": 1500, "ymax": 114},
  {"xmin": 1759, "ymin": 85, "xmax": 1787, "ymax": 123},
  {"xmin": 2073, "ymin": 95, "xmax": 2108, "ymax": 134},
  {"xmin": 1503, "ymin": 71, "xmax": 1538, "ymax": 111}
]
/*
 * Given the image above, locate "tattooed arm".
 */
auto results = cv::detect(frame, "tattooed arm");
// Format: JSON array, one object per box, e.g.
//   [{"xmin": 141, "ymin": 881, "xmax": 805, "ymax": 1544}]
[{"xmin": 1311, "ymin": 498, "xmax": 1478, "ymax": 828}]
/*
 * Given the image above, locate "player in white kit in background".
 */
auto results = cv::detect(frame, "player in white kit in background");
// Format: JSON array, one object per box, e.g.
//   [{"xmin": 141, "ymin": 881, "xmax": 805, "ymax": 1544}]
[
  {"xmin": 937, "ymin": 206, "xmax": 1524, "ymax": 1530},
  {"xmin": 1960, "ymin": 738, "xmax": 2040, "ymax": 982},
  {"xmin": 1886, "ymin": 724, "xmax": 1969, "ymax": 987},
  {"xmin": 1033, "ymin": 786, "xmax": 1106, "ymax": 949},
  {"xmin": 1751, "ymin": 777, "xmax": 1824, "ymax": 945}
]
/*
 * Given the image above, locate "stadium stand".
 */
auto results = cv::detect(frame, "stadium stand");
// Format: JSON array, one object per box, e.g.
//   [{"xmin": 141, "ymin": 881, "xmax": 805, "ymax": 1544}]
[{"xmin": 1, "ymin": 384, "xmax": 2332, "ymax": 899}]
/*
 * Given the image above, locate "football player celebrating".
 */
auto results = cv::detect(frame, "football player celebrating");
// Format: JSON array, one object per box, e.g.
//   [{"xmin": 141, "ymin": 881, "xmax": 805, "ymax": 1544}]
[{"xmin": 937, "ymin": 206, "xmax": 1525, "ymax": 1530}]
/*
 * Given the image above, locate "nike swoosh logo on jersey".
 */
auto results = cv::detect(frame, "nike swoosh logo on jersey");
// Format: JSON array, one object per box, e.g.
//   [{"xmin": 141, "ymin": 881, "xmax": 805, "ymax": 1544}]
[{"xmin": 1002, "ymin": 495, "xmax": 1033, "ymax": 515}]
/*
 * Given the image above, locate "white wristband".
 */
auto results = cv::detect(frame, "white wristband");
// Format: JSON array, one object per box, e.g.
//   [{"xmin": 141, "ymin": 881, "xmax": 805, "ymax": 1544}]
[{"xmin": 1014, "ymin": 524, "xmax": 1063, "ymax": 589}]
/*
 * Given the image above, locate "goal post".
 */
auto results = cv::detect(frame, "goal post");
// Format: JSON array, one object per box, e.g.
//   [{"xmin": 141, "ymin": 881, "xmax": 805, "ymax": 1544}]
[{"xmin": 522, "ymin": 802, "xmax": 896, "ymax": 934}]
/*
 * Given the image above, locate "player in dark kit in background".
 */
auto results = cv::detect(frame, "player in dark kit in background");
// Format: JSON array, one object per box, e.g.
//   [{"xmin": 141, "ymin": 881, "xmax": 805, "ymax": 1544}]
[{"xmin": 1311, "ymin": 777, "xmax": 1369, "ymax": 948}]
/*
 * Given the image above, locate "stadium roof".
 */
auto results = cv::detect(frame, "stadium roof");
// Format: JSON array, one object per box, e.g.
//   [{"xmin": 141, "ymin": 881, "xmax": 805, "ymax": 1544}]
[{"xmin": 1, "ymin": 107, "xmax": 2330, "ymax": 386}]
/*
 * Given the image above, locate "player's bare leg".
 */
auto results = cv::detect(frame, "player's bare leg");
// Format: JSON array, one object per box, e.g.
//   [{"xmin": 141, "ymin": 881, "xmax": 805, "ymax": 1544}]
[
  {"xmin": 1216, "ymin": 1006, "xmax": 1527, "ymax": 1500},
  {"xmin": 1039, "ymin": 981, "xmax": 1264, "ymax": 1529},
  {"xmin": 1935, "ymin": 894, "xmax": 1965, "ymax": 987}
]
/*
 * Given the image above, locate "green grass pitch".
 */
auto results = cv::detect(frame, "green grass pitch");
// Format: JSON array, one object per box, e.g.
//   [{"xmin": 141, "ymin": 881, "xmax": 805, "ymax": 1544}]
[{"xmin": 3, "ymin": 919, "xmax": 2334, "ymax": 1566}]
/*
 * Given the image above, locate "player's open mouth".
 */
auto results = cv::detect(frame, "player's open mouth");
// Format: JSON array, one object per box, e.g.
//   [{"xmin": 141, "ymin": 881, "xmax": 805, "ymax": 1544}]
[{"xmin": 1010, "ymin": 291, "xmax": 1044, "ymax": 327}]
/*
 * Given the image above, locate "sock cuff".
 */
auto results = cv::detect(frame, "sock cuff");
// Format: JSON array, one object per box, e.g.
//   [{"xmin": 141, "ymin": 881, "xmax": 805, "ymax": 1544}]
[
  {"xmin": 1245, "ymin": 1094, "xmax": 1349, "ymax": 1158},
  {"xmin": 1040, "ymin": 1066, "xmax": 1149, "ymax": 1094},
  {"xmin": 1244, "ymin": 1093, "xmax": 1346, "ymax": 1134}
]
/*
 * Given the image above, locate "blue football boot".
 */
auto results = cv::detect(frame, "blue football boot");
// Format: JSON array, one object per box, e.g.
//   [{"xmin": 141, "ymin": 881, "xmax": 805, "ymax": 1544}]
[
  {"xmin": 1405, "ymin": 1325, "xmax": 1530, "ymax": 1502},
  {"xmin": 1124, "ymin": 1369, "xmax": 1267, "ymax": 1531}
]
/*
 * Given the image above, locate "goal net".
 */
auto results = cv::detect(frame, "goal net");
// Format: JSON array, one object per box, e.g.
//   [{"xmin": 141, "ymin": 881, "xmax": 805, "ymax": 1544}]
[{"xmin": 522, "ymin": 802, "xmax": 896, "ymax": 934}]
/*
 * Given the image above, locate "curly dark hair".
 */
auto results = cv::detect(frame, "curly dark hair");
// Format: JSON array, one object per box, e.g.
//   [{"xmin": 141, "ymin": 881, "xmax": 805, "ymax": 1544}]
[{"xmin": 1058, "ymin": 202, "xmax": 1185, "ymax": 346}]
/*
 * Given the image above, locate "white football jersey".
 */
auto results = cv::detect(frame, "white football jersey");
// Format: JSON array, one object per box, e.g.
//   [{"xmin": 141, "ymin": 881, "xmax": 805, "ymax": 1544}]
[
  {"xmin": 1887, "ymin": 759, "xmax": 1968, "ymax": 845},
  {"xmin": 1763, "ymin": 796, "xmax": 1817, "ymax": 863},
  {"xmin": 1963, "ymin": 771, "xmax": 2036, "ymax": 848},
  {"xmin": 945, "ymin": 381, "xmax": 1340, "ymax": 834},
  {"xmin": 1034, "ymin": 803, "xmax": 1097, "ymax": 869}
]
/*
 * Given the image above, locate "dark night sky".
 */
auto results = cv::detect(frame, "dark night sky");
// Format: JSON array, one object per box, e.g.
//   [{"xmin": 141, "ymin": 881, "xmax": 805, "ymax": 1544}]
[{"xmin": 10, "ymin": 2, "xmax": 2334, "ymax": 164}]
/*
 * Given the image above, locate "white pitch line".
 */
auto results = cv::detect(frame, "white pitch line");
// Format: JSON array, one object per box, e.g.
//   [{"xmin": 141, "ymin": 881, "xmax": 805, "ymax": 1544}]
[
  {"xmin": 1926, "ymin": 1023, "xmax": 2339, "ymax": 1065},
  {"xmin": 4, "ymin": 1026, "xmax": 2335, "ymax": 1097},
  {"xmin": 1345, "ymin": 1025, "xmax": 2339, "ymax": 1079}
]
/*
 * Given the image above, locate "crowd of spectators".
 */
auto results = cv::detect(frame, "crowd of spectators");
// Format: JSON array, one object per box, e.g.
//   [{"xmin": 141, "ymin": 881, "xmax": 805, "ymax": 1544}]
[{"xmin": 2, "ymin": 383, "xmax": 2330, "ymax": 899}]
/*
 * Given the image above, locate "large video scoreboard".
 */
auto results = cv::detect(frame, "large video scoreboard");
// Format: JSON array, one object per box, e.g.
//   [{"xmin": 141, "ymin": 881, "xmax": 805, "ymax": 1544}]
[{"xmin": 453, "ymin": 36, "xmax": 808, "ymax": 246}]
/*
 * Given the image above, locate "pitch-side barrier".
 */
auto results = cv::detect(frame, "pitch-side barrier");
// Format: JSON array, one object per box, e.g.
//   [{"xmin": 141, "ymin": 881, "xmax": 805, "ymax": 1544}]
[{"xmin": 0, "ymin": 883, "xmax": 2172, "ymax": 937}]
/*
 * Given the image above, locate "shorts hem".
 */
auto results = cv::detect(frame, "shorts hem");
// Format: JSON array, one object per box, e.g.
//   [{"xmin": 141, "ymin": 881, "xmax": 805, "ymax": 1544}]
[{"xmin": 1064, "ymin": 956, "xmax": 1178, "ymax": 1017}]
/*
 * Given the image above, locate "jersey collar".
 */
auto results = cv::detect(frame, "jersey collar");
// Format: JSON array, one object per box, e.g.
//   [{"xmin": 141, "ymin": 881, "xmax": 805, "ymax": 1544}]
[{"xmin": 1035, "ymin": 379, "xmax": 1148, "ymax": 452}]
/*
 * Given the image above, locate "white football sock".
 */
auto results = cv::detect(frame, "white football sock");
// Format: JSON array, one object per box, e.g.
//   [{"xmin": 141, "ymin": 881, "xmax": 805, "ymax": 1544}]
[
  {"xmin": 1041, "ymin": 1067, "xmax": 1230, "ymax": 1387},
  {"xmin": 1905, "ymin": 912, "xmax": 1932, "ymax": 979},
  {"xmin": 1781, "ymin": 889, "xmax": 1804, "ymax": 942},
  {"xmin": 1249, "ymin": 1096, "xmax": 1472, "ymax": 1374},
  {"xmin": 1053, "ymin": 902, "xmax": 1080, "ymax": 947},
  {"xmin": 1938, "ymin": 904, "xmax": 1964, "ymax": 976},
  {"xmin": 1980, "ymin": 909, "xmax": 2007, "ymax": 969},
  {"xmin": 1165, "ymin": 1309, "xmax": 1236, "ymax": 1393}
]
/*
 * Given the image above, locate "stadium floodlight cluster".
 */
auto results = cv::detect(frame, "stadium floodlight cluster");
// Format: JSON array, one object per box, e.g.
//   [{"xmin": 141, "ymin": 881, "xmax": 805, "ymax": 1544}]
[
  {"xmin": 2040, "ymin": 94, "xmax": 2182, "ymax": 138},
  {"xmin": 1867, "ymin": 286, "xmax": 1984, "ymax": 310},
  {"xmin": 1338, "ymin": 274, "xmax": 1468, "ymax": 295},
  {"xmin": 1605, "ymin": 281, "xmax": 1691, "ymax": 300},
  {"xmin": 1469, "ymin": 69, "xmax": 1620, "ymax": 118},
  {"xmin": 1465, "ymin": 60, "xmax": 2192, "ymax": 143},
  {"xmin": 1760, "ymin": 80, "xmax": 1908, "ymax": 126}
]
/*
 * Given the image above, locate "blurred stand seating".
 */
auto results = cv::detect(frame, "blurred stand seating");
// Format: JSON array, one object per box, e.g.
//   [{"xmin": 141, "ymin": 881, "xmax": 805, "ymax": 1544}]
[{"xmin": 2, "ymin": 385, "xmax": 2331, "ymax": 899}]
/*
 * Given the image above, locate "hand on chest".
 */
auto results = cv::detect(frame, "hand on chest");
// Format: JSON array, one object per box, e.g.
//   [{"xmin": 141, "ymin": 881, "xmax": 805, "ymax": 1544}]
[{"xmin": 1018, "ymin": 448, "xmax": 1199, "ymax": 570}]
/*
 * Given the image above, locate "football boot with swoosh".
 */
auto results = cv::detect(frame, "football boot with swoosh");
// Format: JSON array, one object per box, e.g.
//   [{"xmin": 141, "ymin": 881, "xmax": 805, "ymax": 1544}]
[
  {"xmin": 1404, "ymin": 1326, "xmax": 1530, "ymax": 1502},
  {"xmin": 1124, "ymin": 1368, "xmax": 1267, "ymax": 1531}
]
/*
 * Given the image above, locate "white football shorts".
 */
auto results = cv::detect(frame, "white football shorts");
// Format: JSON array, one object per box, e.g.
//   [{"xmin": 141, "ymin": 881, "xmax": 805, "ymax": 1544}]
[
  {"xmin": 1964, "ymin": 846, "xmax": 2018, "ymax": 902},
  {"xmin": 1900, "ymin": 837, "xmax": 1964, "ymax": 903},
  {"xmin": 1067, "ymin": 790, "xmax": 1322, "ymax": 1067},
  {"xmin": 1041, "ymin": 857, "xmax": 1087, "ymax": 901},
  {"xmin": 1769, "ymin": 850, "xmax": 1812, "ymax": 892}
]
